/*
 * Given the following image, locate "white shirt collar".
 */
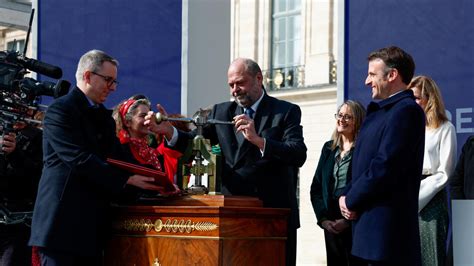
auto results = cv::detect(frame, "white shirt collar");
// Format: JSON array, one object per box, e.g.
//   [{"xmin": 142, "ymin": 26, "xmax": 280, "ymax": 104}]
[
  {"xmin": 388, "ymin": 89, "xmax": 406, "ymax": 98},
  {"xmin": 247, "ymin": 90, "xmax": 264, "ymax": 113}
]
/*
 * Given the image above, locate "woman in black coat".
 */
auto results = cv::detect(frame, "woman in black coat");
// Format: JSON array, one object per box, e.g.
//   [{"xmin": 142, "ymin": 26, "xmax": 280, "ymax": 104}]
[{"xmin": 310, "ymin": 100, "xmax": 365, "ymax": 266}]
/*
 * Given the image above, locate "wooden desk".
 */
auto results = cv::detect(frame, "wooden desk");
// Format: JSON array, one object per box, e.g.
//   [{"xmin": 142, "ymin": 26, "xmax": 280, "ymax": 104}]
[{"xmin": 104, "ymin": 195, "xmax": 289, "ymax": 266}]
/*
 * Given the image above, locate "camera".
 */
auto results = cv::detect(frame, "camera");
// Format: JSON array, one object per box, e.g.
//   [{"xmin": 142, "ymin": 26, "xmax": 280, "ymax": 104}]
[
  {"xmin": 0, "ymin": 9, "xmax": 69, "ymax": 225},
  {"xmin": 0, "ymin": 50, "xmax": 70, "ymax": 131},
  {"xmin": 0, "ymin": 8, "xmax": 69, "ymax": 133}
]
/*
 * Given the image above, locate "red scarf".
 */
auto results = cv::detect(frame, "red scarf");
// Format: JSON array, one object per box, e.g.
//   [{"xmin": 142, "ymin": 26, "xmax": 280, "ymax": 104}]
[{"xmin": 119, "ymin": 132, "xmax": 163, "ymax": 171}]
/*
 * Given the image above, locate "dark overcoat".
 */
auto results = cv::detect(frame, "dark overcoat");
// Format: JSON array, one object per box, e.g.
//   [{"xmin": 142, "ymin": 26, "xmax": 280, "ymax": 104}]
[
  {"xmin": 29, "ymin": 88, "xmax": 129, "ymax": 256},
  {"xmin": 345, "ymin": 89, "xmax": 425, "ymax": 264},
  {"xmin": 310, "ymin": 140, "xmax": 352, "ymax": 227}
]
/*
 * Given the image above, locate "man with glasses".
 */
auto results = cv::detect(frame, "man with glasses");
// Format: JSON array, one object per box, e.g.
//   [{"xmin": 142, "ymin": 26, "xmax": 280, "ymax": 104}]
[
  {"xmin": 91, "ymin": 71, "xmax": 119, "ymax": 88},
  {"xmin": 29, "ymin": 50, "xmax": 162, "ymax": 265},
  {"xmin": 339, "ymin": 46, "xmax": 425, "ymax": 265}
]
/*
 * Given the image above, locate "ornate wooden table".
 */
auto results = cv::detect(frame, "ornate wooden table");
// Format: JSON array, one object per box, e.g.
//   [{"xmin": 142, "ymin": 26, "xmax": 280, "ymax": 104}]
[{"xmin": 104, "ymin": 195, "xmax": 289, "ymax": 266}]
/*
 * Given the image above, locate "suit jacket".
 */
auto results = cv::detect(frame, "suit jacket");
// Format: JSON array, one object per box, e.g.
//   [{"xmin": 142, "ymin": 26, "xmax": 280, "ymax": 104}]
[
  {"xmin": 310, "ymin": 140, "xmax": 352, "ymax": 227},
  {"xmin": 29, "ymin": 88, "xmax": 129, "ymax": 256},
  {"xmin": 175, "ymin": 93, "xmax": 307, "ymax": 227},
  {"xmin": 450, "ymin": 136, "xmax": 474, "ymax": 199},
  {"xmin": 344, "ymin": 90, "xmax": 425, "ymax": 264}
]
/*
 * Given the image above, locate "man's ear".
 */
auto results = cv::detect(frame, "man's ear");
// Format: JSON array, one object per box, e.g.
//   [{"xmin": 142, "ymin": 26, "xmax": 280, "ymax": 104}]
[
  {"xmin": 388, "ymin": 68, "xmax": 398, "ymax": 82},
  {"xmin": 83, "ymin": 70, "xmax": 91, "ymax": 84},
  {"xmin": 256, "ymin": 72, "xmax": 263, "ymax": 85}
]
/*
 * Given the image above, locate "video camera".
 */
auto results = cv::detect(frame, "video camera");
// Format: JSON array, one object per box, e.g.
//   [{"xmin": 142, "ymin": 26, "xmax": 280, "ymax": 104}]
[
  {"xmin": 0, "ymin": 9, "xmax": 70, "ymax": 133},
  {"xmin": 0, "ymin": 50, "xmax": 70, "ymax": 126}
]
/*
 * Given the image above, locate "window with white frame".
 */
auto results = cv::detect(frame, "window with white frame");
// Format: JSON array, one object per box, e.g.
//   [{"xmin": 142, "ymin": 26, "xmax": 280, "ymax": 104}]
[
  {"xmin": 269, "ymin": 0, "xmax": 303, "ymax": 90},
  {"xmin": 272, "ymin": 0, "xmax": 301, "ymax": 68}
]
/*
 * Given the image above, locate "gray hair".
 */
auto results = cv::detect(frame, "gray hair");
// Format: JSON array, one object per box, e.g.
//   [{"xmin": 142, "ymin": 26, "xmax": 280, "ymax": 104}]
[
  {"xmin": 75, "ymin": 49, "xmax": 119, "ymax": 82},
  {"xmin": 231, "ymin": 58, "xmax": 262, "ymax": 77}
]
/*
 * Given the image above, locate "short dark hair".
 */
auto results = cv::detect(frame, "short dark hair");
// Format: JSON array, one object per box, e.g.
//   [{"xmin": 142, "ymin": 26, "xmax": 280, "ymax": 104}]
[{"xmin": 368, "ymin": 46, "xmax": 415, "ymax": 85}]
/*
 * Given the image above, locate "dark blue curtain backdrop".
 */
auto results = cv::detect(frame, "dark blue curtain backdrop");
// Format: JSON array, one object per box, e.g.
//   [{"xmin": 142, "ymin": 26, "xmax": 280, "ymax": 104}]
[
  {"xmin": 345, "ymin": 0, "xmax": 474, "ymax": 155},
  {"xmin": 37, "ymin": 0, "xmax": 182, "ymax": 113}
]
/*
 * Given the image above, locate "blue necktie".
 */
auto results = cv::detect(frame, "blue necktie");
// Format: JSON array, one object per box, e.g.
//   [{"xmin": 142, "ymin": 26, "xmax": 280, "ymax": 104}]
[{"xmin": 245, "ymin": 108, "xmax": 255, "ymax": 119}]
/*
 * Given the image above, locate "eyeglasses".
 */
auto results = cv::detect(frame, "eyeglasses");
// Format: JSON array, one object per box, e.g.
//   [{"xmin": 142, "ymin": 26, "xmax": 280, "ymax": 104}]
[
  {"xmin": 91, "ymin": 71, "xmax": 119, "ymax": 87},
  {"xmin": 334, "ymin": 113, "xmax": 353, "ymax": 122}
]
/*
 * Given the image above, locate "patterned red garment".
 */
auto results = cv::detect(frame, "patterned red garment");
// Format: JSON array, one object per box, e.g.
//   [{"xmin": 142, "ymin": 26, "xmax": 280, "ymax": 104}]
[
  {"xmin": 157, "ymin": 142, "xmax": 182, "ymax": 183},
  {"xmin": 119, "ymin": 131, "xmax": 163, "ymax": 171},
  {"xmin": 31, "ymin": 246, "xmax": 41, "ymax": 266}
]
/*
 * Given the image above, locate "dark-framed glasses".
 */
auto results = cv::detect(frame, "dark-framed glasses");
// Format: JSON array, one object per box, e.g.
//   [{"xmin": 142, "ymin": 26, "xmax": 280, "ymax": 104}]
[
  {"xmin": 334, "ymin": 113, "xmax": 353, "ymax": 122},
  {"xmin": 91, "ymin": 71, "xmax": 119, "ymax": 87}
]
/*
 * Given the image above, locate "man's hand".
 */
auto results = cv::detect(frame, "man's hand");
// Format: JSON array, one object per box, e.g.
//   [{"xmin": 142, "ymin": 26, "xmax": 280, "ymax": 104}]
[
  {"xmin": 339, "ymin": 196, "xmax": 358, "ymax": 220},
  {"xmin": 233, "ymin": 114, "xmax": 264, "ymax": 150},
  {"xmin": 126, "ymin": 174, "xmax": 165, "ymax": 192},
  {"xmin": 321, "ymin": 220, "xmax": 339, "ymax": 234},
  {"xmin": 144, "ymin": 104, "xmax": 174, "ymax": 140},
  {"xmin": 333, "ymin": 219, "xmax": 350, "ymax": 232},
  {"xmin": 322, "ymin": 219, "xmax": 350, "ymax": 234},
  {"xmin": 0, "ymin": 132, "xmax": 17, "ymax": 154}
]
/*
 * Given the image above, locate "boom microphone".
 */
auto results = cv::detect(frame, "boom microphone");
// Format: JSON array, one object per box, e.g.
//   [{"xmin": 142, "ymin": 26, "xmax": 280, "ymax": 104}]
[{"xmin": 19, "ymin": 57, "xmax": 63, "ymax": 79}]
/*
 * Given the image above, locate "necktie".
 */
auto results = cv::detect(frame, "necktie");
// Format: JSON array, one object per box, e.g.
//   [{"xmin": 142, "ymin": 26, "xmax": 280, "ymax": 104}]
[
  {"xmin": 245, "ymin": 108, "xmax": 255, "ymax": 119},
  {"xmin": 236, "ymin": 108, "xmax": 254, "ymax": 147}
]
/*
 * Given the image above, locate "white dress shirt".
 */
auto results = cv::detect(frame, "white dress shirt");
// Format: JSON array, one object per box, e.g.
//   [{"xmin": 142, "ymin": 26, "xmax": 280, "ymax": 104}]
[{"xmin": 418, "ymin": 121, "xmax": 457, "ymax": 212}]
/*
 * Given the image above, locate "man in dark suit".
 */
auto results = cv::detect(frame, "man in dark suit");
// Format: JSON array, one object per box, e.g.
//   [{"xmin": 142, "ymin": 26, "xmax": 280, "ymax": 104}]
[
  {"xmin": 339, "ymin": 46, "xmax": 425, "ymax": 265},
  {"xmin": 29, "ymin": 50, "xmax": 162, "ymax": 265},
  {"xmin": 145, "ymin": 58, "xmax": 307, "ymax": 266},
  {"xmin": 450, "ymin": 135, "xmax": 474, "ymax": 199}
]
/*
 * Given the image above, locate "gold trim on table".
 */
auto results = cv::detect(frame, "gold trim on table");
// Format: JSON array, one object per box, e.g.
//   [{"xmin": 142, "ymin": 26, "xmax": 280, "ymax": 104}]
[{"xmin": 115, "ymin": 218, "xmax": 219, "ymax": 234}]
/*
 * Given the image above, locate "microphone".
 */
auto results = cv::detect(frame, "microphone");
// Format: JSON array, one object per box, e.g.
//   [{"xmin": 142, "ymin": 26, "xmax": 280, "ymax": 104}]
[{"xmin": 19, "ymin": 57, "xmax": 63, "ymax": 79}]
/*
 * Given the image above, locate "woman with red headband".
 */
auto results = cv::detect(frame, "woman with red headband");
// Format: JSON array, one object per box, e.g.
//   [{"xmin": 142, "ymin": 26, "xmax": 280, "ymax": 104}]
[{"xmin": 115, "ymin": 97, "xmax": 183, "ymax": 184}]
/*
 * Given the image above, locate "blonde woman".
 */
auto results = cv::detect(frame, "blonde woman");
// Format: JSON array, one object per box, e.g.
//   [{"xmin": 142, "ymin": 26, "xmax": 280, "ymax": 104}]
[
  {"xmin": 409, "ymin": 76, "xmax": 457, "ymax": 266},
  {"xmin": 310, "ymin": 100, "xmax": 366, "ymax": 266}
]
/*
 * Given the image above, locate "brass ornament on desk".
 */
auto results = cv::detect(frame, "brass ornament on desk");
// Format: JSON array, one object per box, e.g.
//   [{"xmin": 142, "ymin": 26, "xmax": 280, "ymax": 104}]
[
  {"xmin": 117, "ymin": 218, "xmax": 218, "ymax": 234},
  {"xmin": 154, "ymin": 109, "xmax": 231, "ymax": 195}
]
